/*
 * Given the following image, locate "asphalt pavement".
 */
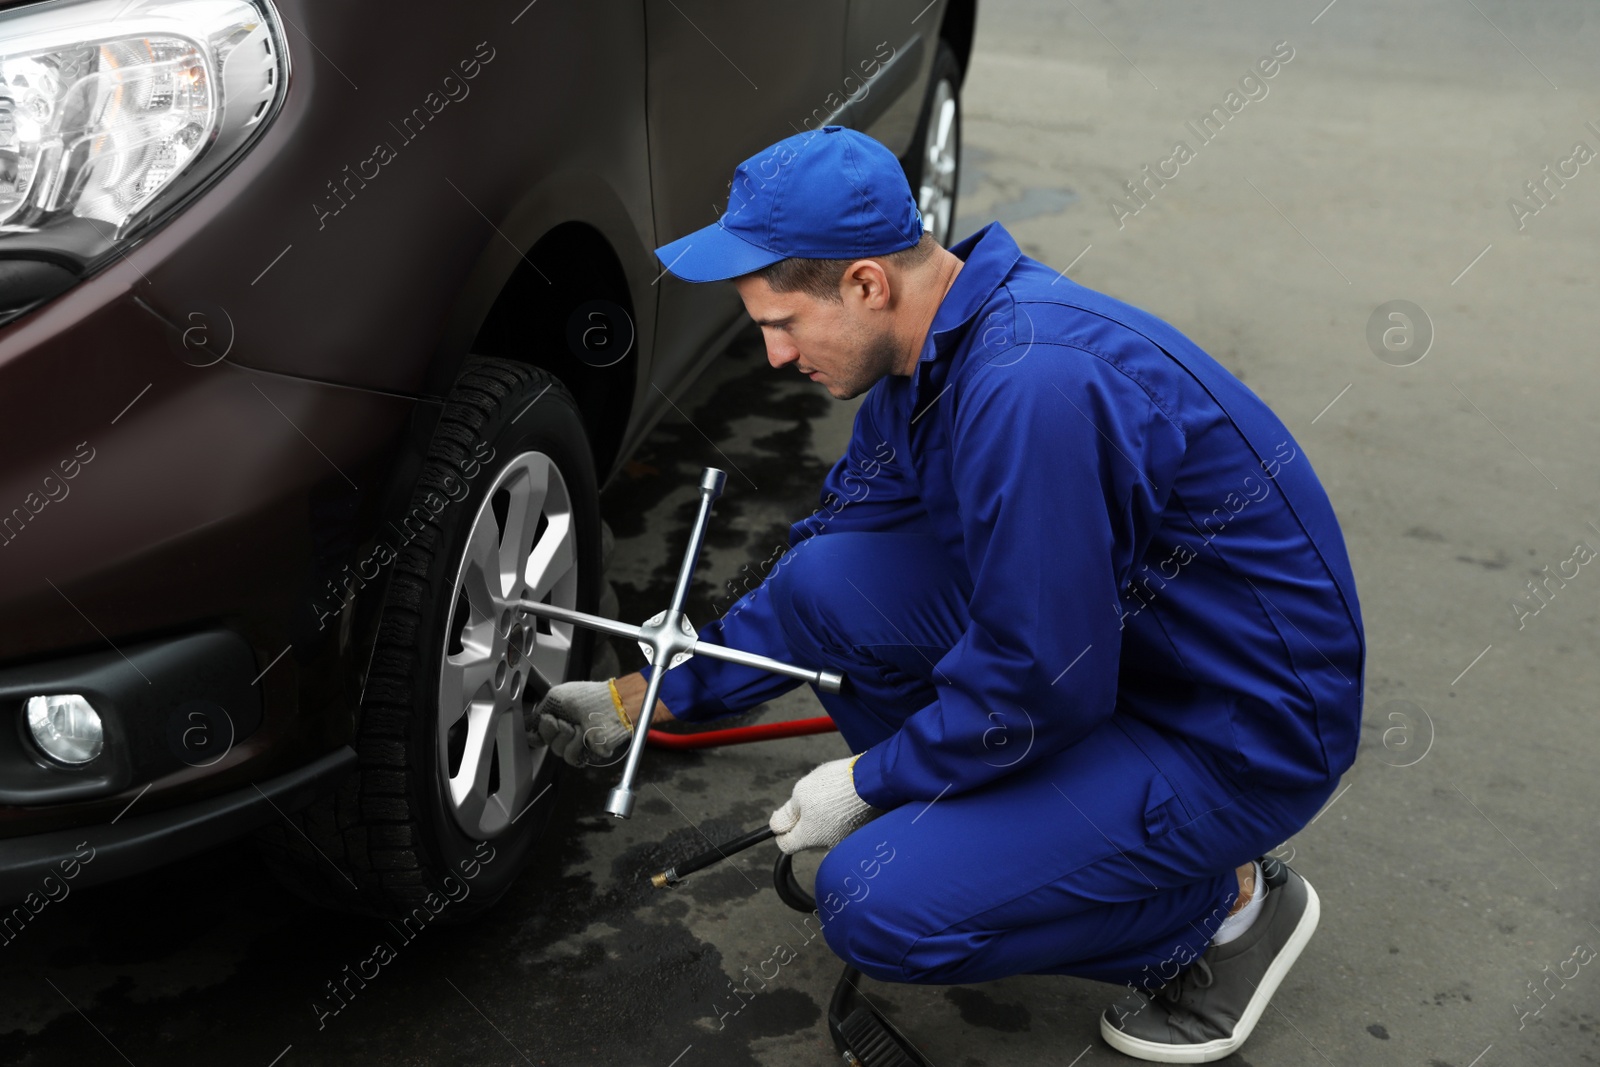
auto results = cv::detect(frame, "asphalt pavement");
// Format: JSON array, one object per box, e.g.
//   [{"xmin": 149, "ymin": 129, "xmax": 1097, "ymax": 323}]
[{"xmin": 5, "ymin": 2, "xmax": 1599, "ymax": 1065}]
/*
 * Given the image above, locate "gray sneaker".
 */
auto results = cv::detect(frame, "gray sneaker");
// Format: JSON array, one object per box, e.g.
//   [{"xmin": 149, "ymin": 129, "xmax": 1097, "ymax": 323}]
[{"xmin": 1098, "ymin": 860, "xmax": 1321, "ymax": 1063}]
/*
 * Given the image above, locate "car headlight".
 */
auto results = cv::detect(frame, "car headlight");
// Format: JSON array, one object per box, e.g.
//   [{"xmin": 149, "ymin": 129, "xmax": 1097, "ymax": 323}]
[{"xmin": 0, "ymin": 0, "xmax": 285, "ymax": 272}]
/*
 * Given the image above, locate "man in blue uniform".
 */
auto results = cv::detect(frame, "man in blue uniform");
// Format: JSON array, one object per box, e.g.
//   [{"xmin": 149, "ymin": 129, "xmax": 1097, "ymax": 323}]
[{"xmin": 531, "ymin": 126, "xmax": 1364, "ymax": 1062}]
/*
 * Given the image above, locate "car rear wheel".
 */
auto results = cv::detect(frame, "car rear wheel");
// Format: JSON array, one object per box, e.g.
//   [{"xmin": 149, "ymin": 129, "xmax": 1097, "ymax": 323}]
[
  {"xmin": 902, "ymin": 39, "xmax": 963, "ymax": 247},
  {"xmin": 258, "ymin": 356, "xmax": 601, "ymax": 921}
]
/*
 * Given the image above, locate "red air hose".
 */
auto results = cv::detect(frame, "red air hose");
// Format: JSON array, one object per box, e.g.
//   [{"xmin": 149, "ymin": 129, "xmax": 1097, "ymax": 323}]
[{"xmin": 646, "ymin": 716, "xmax": 838, "ymax": 750}]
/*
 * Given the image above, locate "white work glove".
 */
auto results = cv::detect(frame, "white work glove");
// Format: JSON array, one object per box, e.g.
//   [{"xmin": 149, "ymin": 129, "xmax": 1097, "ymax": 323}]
[
  {"xmin": 769, "ymin": 755, "xmax": 884, "ymax": 854},
  {"xmin": 528, "ymin": 678, "xmax": 633, "ymax": 767}
]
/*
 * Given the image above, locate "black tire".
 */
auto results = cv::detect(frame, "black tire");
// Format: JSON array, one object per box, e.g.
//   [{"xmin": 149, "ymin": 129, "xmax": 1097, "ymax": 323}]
[
  {"xmin": 258, "ymin": 357, "xmax": 602, "ymax": 921},
  {"xmin": 901, "ymin": 39, "xmax": 963, "ymax": 247}
]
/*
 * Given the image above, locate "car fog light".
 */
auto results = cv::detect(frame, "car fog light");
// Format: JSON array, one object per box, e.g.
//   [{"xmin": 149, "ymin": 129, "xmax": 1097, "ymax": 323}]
[{"xmin": 25, "ymin": 693, "xmax": 103, "ymax": 764}]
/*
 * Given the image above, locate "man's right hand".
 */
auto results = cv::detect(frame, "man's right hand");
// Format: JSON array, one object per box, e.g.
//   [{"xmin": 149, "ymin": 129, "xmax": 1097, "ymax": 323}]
[{"xmin": 528, "ymin": 679, "xmax": 633, "ymax": 767}]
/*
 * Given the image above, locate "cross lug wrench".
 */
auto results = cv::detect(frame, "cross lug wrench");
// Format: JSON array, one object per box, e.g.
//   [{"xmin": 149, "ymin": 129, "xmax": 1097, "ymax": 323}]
[{"xmin": 513, "ymin": 466, "xmax": 844, "ymax": 818}]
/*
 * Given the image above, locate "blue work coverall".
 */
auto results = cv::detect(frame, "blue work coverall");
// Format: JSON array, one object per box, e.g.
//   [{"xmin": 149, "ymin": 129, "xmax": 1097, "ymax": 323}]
[{"xmin": 640, "ymin": 220, "xmax": 1365, "ymax": 990}]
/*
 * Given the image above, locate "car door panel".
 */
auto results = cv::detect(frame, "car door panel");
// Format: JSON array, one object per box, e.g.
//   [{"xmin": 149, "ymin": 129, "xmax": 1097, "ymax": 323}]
[
  {"xmin": 644, "ymin": 1, "xmax": 848, "ymax": 397},
  {"xmin": 844, "ymin": 0, "xmax": 943, "ymax": 156}
]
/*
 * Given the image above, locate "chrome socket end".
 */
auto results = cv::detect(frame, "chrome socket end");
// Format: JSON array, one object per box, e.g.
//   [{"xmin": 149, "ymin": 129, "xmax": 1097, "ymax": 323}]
[{"xmin": 604, "ymin": 786, "xmax": 636, "ymax": 819}]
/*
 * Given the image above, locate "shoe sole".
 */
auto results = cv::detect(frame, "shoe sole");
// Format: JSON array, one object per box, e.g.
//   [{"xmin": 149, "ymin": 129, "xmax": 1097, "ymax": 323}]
[{"xmin": 1098, "ymin": 878, "xmax": 1322, "ymax": 1064}]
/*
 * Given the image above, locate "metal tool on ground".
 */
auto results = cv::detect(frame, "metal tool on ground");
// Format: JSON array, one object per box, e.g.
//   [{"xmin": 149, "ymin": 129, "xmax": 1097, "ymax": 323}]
[
  {"xmin": 649, "ymin": 823, "xmax": 933, "ymax": 1067},
  {"xmin": 513, "ymin": 465, "xmax": 845, "ymax": 818}
]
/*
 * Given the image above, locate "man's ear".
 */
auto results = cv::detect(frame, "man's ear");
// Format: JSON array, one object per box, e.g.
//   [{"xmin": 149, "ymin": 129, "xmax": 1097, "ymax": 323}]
[{"xmin": 842, "ymin": 259, "xmax": 890, "ymax": 310}]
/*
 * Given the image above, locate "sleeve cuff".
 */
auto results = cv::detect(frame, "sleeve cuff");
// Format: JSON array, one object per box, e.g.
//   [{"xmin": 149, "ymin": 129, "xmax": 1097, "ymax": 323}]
[
  {"xmin": 848, "ymin": 744, "xmax": 905, "ymax": 810},
  {"xmin": 606, "ymin": 677, "xmax": 633, "ymax": 730},
  {"xmin": 638, "ymin": 658, "xmax": 734, "ymax": 724}
]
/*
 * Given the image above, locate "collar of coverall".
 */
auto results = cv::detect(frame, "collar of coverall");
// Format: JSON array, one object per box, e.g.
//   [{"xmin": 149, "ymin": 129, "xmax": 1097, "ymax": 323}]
[{"xmin": 908, "ymin": 220, "xmax": 1023, "ymax": 413}]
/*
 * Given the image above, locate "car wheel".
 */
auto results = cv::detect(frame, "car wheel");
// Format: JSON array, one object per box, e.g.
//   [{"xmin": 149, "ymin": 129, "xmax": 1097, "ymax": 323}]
[
  {"xmin": 258, "ymin": 356, "xmax": 601, "ymax": 921},
  {"xmin": 902, "ymin": 39, "xmax": 963, "ymax": 247}
]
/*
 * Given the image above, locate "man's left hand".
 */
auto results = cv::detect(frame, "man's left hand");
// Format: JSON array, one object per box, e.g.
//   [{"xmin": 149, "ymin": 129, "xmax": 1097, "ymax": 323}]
[{"xmin": 770, "ymin": 755, "xmax": 884, "ymax": 854}]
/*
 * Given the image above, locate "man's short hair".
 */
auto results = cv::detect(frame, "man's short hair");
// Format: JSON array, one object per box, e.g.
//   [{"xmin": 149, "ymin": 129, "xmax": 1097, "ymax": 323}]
[{"xmin": 742, "ymin": 231, "xmax": 939, "ymax": 302}]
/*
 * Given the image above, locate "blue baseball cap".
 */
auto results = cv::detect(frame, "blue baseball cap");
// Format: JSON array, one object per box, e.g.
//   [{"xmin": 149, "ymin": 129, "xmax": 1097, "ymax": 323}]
[{"xmin": 654, "ymin": 126, "xmax": 924, "ymax": 283}]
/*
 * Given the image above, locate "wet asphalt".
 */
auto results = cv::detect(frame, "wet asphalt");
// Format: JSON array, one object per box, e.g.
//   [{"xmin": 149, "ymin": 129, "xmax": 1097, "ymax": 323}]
[{"xmin": 8, "ymin": 2, "xmax": 1600, "ymax": 1065}]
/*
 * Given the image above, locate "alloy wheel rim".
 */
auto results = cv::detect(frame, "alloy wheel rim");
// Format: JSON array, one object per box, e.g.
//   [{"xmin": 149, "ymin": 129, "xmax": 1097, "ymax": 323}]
[
  {"xmin": 437, "ymin": 450, "xmax": 576, "ymax": 838},
  {"xmin": 918, "ymin": 77, "xmax": 959, "ymax": 245}
]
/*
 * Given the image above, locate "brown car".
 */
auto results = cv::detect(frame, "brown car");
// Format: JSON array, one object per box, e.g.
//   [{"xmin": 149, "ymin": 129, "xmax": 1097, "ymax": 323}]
[{"xmin": 0, "ymin": 0, "xmax": 974, "ymax": 921}]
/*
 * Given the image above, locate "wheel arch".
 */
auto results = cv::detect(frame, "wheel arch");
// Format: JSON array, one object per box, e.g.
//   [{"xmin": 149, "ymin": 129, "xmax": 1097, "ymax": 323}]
[
  {"xmin": 940, "ymin": 0, "xmax": 977, "ymax": 85},
  {"xmin": 466, "ymin": 220, "xmax": 638, "ymax": 483},
  {"xmin": 422, "ymin": 169, "xmax": 660, "ymax": 484}
]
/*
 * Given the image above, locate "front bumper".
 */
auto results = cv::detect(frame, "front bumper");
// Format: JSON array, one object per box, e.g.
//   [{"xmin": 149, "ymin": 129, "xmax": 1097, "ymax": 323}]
[
  {"xmin": 0, "ymin": 743, "xmax": 355, "ymax": 906},
  {"xmin": 0, "ymin": 627, "xmax": 263, "ymax": 807}
]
